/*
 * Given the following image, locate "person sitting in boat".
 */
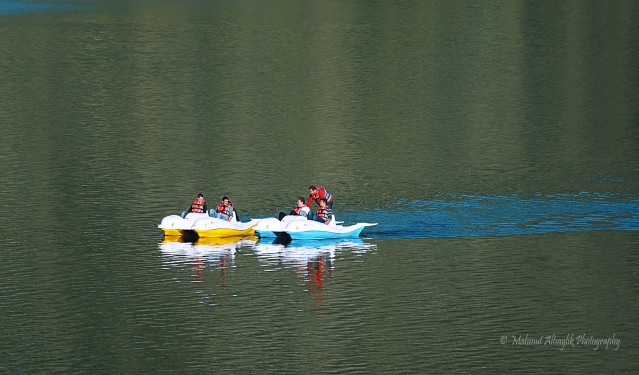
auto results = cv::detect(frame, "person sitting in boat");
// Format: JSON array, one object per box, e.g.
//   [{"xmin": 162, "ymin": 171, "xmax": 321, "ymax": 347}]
[
  {"xmin": 215, "ymin": 196, "xmax": 234, "ymax": 221},
  {"xmin": 278, "ymin": 197, "xmax": 311, "ymax": 220},
  {"xmin": 307, "ymin": 185, "xmax": 334, "ymax": 210},
  {"xmin": 308, "ymin": 198, "xmax": 333, "ymax": 225},
  {"xmin": 181, "ymin": 193, "xmax": 207, "ymax": 218}
]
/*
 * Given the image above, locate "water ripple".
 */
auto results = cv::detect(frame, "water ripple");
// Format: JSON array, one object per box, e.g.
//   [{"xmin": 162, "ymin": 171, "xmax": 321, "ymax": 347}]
[
  {"xmin": 342, "ymin": 192, "xmax": 639, "ymax": 240},
  {"xmin": 0, "ymin": 1, "xmax": 93, "ymax": 16}
]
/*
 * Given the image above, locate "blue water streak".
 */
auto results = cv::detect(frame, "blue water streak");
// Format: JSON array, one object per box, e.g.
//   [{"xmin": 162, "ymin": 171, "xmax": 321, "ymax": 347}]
[
  {"xmin": 0, "ymin": 1, "xmax": 92, "ymax": 16},
  {"xmin": 339, "ymin": 193, "xmax": 639, "ymax": 239}
]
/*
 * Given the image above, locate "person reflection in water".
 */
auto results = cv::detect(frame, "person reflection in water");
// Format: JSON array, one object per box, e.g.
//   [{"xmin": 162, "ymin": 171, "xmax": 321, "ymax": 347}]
[
  {"xmin": 181, "ymin": 193, "xmax": 207, "ymax": 218},
  {"xmin": 305, "ymin": 255, "xmax": 332, "ymax": 309}
]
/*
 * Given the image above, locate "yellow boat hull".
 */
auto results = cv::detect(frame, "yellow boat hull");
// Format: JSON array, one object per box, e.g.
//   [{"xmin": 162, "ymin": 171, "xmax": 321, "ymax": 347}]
[
  {"xmin": 195, "ymin": 235, "xmax": 258, "ymax": 246},
  {"xmin": 194, "ymin": 227, "xmax": 255, "ymax": 238},
  {"xmin": 161, "ymin": 229, "xmax": 185, "ymax": 236},
  {"xmin": 160, "ymin": 235, "xmax": 188, "ymax": 243}
]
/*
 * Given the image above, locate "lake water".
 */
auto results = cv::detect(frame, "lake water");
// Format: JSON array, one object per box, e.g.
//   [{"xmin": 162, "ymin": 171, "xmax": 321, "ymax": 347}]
[{"xmin": 1, "ymin": 1, "xmax": 638, "ymax": 373}]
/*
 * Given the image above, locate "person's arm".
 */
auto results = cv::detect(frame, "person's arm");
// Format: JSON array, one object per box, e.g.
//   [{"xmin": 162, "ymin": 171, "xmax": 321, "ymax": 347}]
[
  {"xmin": 324, "ymin": 209, "xmax": 333, "ymax": 224},
  {"xmin": 202, "ymin": 203, "xmax": 207, "ymax": 212},
  {"xmin": 307, "ymin": 194, "xmax": 313, "ymax": 207}
]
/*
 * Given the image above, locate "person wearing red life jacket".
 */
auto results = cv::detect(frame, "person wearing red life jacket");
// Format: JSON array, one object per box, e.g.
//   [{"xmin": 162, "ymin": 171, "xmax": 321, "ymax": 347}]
[
  {"xmin": 215, "ymin": 196, "xmax": 234, "ymax": 221},
  {"xmin": 278, "ymin": 197, "xmax": 311, "ymax": 221},
  {"xmin": 308, "ymin": 198, "xmax": 333, "ymax": 225},
  {"xmin": 307, "ymin": 185, "xmax": 333, "ymax": 210},
  {"xmin": 292, "ymin": 197, "xmax": 311, "ymax": 217},
  {"xmin": 181, "ymin": 193, "xmax": 207, "ymax": 218}
]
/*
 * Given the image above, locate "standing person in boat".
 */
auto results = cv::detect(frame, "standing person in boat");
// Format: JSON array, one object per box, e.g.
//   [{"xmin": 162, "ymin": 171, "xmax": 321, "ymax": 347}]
[
  {"xmin": 308, "ymin": 198, "xmax": 333, "ymax": 225},
  {"xmin": 181, "ymin": 193, "xmax": 208, "ymax": 218},
  {"xmin": 307, "ymin": 185, "xmax": 334, "ymax": 210},
  {"xmin": 215, "ymin": 196, "xmax": 235, "ymax": 221},
  {"xmin": 278, "ymin": 197, "xmax": 311, "ymax": 220}
]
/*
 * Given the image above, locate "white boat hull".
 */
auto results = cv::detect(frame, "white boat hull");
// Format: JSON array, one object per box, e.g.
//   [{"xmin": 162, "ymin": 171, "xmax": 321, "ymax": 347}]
[
  {"xmin": 254, "ymin": 215, "xmax": 376, "ymax": 240},
  {"xmin": 158, "ymin": 212, "xmax": 258, "ymax": 238}
]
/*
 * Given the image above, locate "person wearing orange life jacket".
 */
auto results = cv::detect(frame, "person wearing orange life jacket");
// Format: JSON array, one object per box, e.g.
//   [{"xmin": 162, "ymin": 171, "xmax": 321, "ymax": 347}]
[
  {"xmin": 307, "ymin": 185, "xmax": 333, "ymax": 210},
  {"xmin": 308, "ymin": 198, "xmax": 333, "ymax": 224},
  {"xmin": 181, "ymin": 193, "xmax": 208, "ymax": 218},
  {"xmin": 215, "ymin": 196, "xmax": 234, "ymax": 221}
]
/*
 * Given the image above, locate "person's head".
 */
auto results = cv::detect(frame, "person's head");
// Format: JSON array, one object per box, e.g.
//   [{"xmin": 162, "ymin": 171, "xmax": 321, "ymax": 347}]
[
  {"xmin": 297, "ymin": 197, "xmax": 306, "ymax": 206},
  {"xmin": 197, "ymin": 193, "xmax": 204, "ymax": 202},
  {"xmin": 222, "ymin": 196, "xmax": 229, "ymax": 205},
  {"xmin": 319, "ymin": 198, "xmax": 327, "ymax": 207},
  {"xmin": 309, "ymin": 185, "xmax": 317, "ymax": 195}
]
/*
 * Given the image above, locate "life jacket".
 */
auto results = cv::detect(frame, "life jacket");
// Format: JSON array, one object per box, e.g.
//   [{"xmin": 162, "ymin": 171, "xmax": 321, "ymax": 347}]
[
  {"xmin": 317, "ymin": 206, "xmax": 328, "ymax": 219},
  {"xmin": 191, "ymin": 199, "xmax": 206, "ymax": 213},
  {"xmin": 216, "ymin": 201, "xmax": 232, "ymax": 216}
]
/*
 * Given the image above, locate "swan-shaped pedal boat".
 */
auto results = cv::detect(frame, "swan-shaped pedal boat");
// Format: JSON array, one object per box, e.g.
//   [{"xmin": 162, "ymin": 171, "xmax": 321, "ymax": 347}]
[
  {"xmin": 158, "ymin": 212, "xmax": 209, "ymax": 236},
  {"xmin": 254, "ymin": 215, "xmax": 377, "ymax": 240},
  {"xmin": 158, "ymin": 212, "xmax": 258, "ymax": 238}
]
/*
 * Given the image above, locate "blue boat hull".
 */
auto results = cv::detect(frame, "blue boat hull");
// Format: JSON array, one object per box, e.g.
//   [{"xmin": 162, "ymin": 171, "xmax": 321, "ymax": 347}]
[{"xmin": 287, "ymin": 226, "xmax": 366, "ymax": 240}]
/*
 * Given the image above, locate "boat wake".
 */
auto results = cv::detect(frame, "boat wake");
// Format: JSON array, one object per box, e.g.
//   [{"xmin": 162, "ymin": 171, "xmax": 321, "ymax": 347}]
[{"xmin": 339, "ymin": 192, "xmax": 639, "ymax": 239}]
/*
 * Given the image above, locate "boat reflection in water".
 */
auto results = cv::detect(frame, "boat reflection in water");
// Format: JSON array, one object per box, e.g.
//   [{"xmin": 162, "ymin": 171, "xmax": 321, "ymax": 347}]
[
  {"xmin": 253, "ymin": 238, "xmax": 377, "ymax": 308},
  {"xmin": 254, "ymin": 237, "xmax": 376, "ymax": 265},
  {"xmin": 158, "ymin": 236, "xmax": 258, "ymax": 306},
  {"xmin": 159, "ymin": 236, "xmax": 257, "ymax": 263},
  {"xmin": 158, "ymin": 236, "xmax": 375, "ymax": 307}
]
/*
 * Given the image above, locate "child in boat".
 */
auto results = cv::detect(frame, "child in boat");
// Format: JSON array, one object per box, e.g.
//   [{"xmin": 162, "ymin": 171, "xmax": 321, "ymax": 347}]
[{"xmin": 309, "ymin": 198, "xmax": 333, "ymax": 225}]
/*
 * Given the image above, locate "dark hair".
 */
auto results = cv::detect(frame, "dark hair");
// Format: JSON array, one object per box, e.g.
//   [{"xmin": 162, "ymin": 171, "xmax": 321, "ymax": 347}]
[
  {"xmin": 197, "ymin": 193, "xmax": 204, "ymax": 198},
  {"xmin": 222, "ymin": 196, "xmax": 229, "ymax": 200},
  {"xmin": 309, "ymin": 185, "xmax": 317, "ymax": 190},
  {"xmin": 319, "ymin": 198, "xmax": 327, "ymax": 204},
  {"xmin": 298, "ymin": 196, "xmax": 306, "ymax": 202}
]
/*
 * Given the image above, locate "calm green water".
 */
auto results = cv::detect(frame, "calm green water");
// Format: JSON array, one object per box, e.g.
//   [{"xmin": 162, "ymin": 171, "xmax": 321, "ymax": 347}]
[{"xmin": 1, "ymin": 1, "xmax": 638, "ymax": 373}]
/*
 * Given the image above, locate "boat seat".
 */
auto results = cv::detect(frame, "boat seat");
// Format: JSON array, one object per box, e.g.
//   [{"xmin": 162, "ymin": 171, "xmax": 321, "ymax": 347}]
[{"xmin": 329, "ymin": 215, "xmax": 339, "ymax": 226}]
